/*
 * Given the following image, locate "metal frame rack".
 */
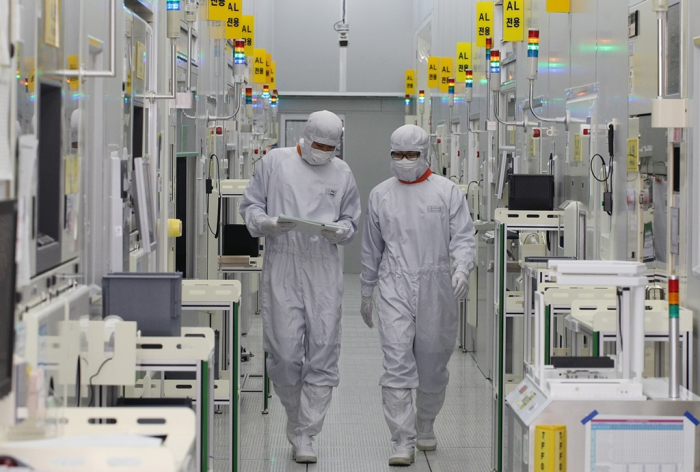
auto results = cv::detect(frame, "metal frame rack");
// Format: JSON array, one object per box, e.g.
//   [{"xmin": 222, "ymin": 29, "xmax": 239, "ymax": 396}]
[
  {"xmin": 492, "ymin": 208, "xmax": 565, "ymax": 472},
  {"xmin": 219, "ymin": 179, "xmax": 271, "ymax": 416}
]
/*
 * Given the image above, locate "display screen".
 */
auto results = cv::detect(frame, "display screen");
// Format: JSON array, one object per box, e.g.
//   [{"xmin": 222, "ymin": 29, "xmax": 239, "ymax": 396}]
[{"xmin": 0, "ymin": 200, "xmax": 17, "ymax": 399}]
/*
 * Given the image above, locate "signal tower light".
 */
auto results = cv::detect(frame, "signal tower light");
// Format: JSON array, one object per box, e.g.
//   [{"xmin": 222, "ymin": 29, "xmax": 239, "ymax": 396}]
[
  {"xmin": 490, "ymin": 50, "xmax": 501, "ymax": 92},
  {"xmin": 418, "ymin": 90, "xmax": 425, "ymax": 115},
  {"xmin": 527, "ymin": 29, "xmax": 540, "ymax": 80},
  {"xmin": 405, "ymin": 94, "xmax": 411, "ymax": 114},
  {"xmin": 234, "ymin": 40, "xmax": 245, "ymax": 65},
  {"xmin": 485, "ymin": 37, "xmax": 493, "ymax": 79},
  {"xmin": 465, "ymin": 70, "xmax": 473, "ymax": 102},
  {"xmin": 245, "ymin": 87, "xmax": 253, "ymax": 118},
  {"xmin": 262, "ymin": 85, "xmax": 270, "ymax": 99},
  {"xmin": 448, "ymin": 78, "xmax": 455, "ymax": 107},
  {"xmin": 233, "ymin": 39, "xmax": 246, "ymax": 82}
]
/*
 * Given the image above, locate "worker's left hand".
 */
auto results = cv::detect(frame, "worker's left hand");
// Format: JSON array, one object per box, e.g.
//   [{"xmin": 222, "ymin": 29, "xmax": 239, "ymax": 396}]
[
  {"xmin": 452, "ymin": 271, "xmax": 469, "ymax": 300},
  {"xmin": 322, "ymin": 227, "xmax": 346, "ymax": 244}
]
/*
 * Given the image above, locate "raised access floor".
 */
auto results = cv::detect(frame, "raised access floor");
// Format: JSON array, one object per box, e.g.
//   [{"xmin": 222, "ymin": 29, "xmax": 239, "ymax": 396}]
[{"xmin": 215, "ymin": 276, "xmax": 492, "ymax": 471}]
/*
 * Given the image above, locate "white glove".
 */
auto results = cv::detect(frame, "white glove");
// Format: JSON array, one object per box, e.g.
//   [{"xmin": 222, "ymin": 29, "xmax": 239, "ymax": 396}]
[
  {"xmin": 322, "ymin": 227, "xmax": 346, "ymax": 244},
  {"xmin": 361, "ymin": 296, "xmax": 374, "ymax": 328},
  {"xmin": 452, "ymin": 271, "xmax": 469, "ymax": 300},
  {"xmin": 260, "ymin": 218, "xmax": 296, "ymax": 237}
]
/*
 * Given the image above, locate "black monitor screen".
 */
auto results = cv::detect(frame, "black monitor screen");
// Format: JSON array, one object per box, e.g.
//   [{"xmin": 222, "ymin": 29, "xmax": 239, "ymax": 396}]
[
  {"xmin": 508, "ymin": 174, "xmax": 554, "ymax": 211},
  {"xmin": 0, "ymin": 201, "xmax": 17, "ymax": 399}
]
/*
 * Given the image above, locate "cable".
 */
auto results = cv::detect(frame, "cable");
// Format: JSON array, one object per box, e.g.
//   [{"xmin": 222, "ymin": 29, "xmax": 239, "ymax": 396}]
[
  {"xmin": 590, "ymin": 154, "xmax": 609, "ymax": 184},
  {"xmin": 206, "ymin": 154, "xmax": 222, "ymax": 239},
  {"xmin": 88, "ymin": 358, "xmax": 113, "ymax": 407}
]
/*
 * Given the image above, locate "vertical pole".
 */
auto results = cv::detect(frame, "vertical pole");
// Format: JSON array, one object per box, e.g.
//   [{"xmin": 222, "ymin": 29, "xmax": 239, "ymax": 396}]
[
  {"xmin": 669, "ymin": 276, "xmax": 680, "ymax": 398},
  {"xmin": 263, "ymin": 351, "xmax": 270, "ymax": 414}
]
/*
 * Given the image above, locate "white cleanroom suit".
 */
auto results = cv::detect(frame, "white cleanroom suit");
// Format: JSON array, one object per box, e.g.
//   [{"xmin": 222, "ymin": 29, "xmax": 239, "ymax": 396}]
[
  {"xmin": 360, "ymin": 125, "xmax": 476, "ymax": 462},
  {"xmin": 240, "ymin": 111, "xmax": 361, "ymax": 462}
]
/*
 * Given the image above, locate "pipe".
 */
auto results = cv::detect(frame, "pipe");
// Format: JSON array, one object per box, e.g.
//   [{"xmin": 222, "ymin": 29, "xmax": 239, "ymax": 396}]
[
  {"xmin": 136, "ymin": 40, "xmax": 177, "ymax": 101},
  {"xmin": 187, "ymin": 27, "xmax": 193, "ymax": 91},
  {"xmin": 669, "ymin": 275, "xmax": 679, "ymax": 398},
  {"xmin": 528, "ymin": 81, "xmax": 568, "ymax": 127},
  {"xmin": 493, "ymin": 92, "xmax": 525, "ymax": 128},
  {"xmin": 466, "ymin": 102, "xmax": 487, "ymax": 134},
  {"xmin": 51, "ymin": 0, "xmax": 116, "ymax": 77},
  {"xmin": 207, "ymin": 83, "xmax": 243, "ymax": 122},
  {"xmin": 656, "ymin": 13, "xmax": 666, "ymax": 98}
]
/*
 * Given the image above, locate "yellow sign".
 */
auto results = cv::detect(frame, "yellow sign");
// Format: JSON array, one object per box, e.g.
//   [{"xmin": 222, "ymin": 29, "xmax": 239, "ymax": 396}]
[
  {"xmin": 573, "ymin": 133, "xmax": 582, "ymax": 162},
  {"xmin": 44, "ymin": 0, "xmax": 60, "ymax": 47},
  {"xmin": 627, "ymin": 137, "xmax": 639, "ymax": 172},
  {"xmin": 456, "ymin": 42, "xmax": 472, "ymax": 82},
  {"xmin": 270, "ymin": 61, "xmax": 276, "ymax": 88},
  {"xmin": 22, "ymin": 57, "xmax": 36, "ymax": 93},
  {"xmin": 208, "ymin": 0, "xmax": 241, "ymax": 21},
  {"xmin": 241, "ymin": 15, "xmax": 255, "ymax": 56},
  {"xmin": 546, "ymin": 0, "xmax": 570, "ymax": 12},
  {"xmin": 64, "ymin": 155, "xmax": 80, "ymax": 194},
  {"xmin": 428, "ymin": 57, "xmax": 440, "ymax": 89},
  {"xmin": 224, "ymin": 15, "xmax": 243, "ymax": 39},
  {"xmin": 535, "ymin": 425, "xmax": 554, "ymax": 472},
  {"xmin": 553, "ymin": 426, "xmax": 567, "ymax": 472},
  {"xmin": 136, "ymin": 41, "xmax": 146, "ymax": 80},
  {"xmin": 265, "ymin": 53, "xmax": 272, "ymax": 83},
  {"xmin": 405, "ymin": 69, "xmax": 416, "ymax": 95},
  {"xmin": 126, "ymin": 69, "xmax": 132, "ymax": 94},
  {"xmin": 253, "ymin": 49, "xmax": 266, "ymax": 84},
  {"xmin": 439, "ymin": 57, "xmax": 454, "ymax": 93},
  {"xmin": 503, "ymin": 0, "xmax": 524, "ymax": 42},
  {"xmin": 476, "ymin": 1, "xmax": 494, "ymax": 48},
  {"xmin": 68, "ymin": 55, "xmax": 79, "ymax": 90}
]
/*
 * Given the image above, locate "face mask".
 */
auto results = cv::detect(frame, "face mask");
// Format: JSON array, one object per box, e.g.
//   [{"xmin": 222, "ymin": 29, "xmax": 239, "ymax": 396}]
[
  {"xmin": 393, "ymin": 159, "xmax": 419, "ymax": 171},
  {"xmin": 391, "ymin": 156, "xmax": 429, "ymax": 182},
  {"xmin": 310, "ymin": 148, "xmax": 334, "ymax": 164}
]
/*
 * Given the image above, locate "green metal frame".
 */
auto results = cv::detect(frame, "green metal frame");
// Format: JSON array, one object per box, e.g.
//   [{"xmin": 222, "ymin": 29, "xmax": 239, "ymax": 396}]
[
  {"xmin": 592, "ymin": 332, "xmax": 600, "ymax": 357},
  {"xmin": 200, "ymin": 360, "xmax": 210, "ymax": 472},
  {"xmin": 263, "ymin": 351, "xmax": 270, "ymax": 413},
  {"xmin": 544, "ymin": 305, "xmax": 551, "ymax": 364},
  {"xmin": 232, "ymin": 303, "xmax": 239, "ymax": 472},
  {"xmin": 497, "ymin": 224, "xmax": 505, "ymax": 472}
]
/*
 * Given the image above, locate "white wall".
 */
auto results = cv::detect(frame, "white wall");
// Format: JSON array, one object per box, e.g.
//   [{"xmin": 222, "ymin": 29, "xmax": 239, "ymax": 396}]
[{"xmin": 272, "ymin": 0, "xmax": 413, "ymax": 93}]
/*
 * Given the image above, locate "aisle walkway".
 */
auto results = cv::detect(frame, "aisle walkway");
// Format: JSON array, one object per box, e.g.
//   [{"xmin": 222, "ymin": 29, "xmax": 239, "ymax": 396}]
[{"xmin": 216, "ymin": 276, "xmax": 492, "ymax": 471}]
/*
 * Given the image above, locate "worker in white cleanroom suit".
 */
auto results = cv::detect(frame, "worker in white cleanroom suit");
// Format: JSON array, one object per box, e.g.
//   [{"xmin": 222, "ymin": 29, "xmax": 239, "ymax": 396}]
[
  {"xmin": 360, "ymin": 124, "xmax": 476, "ymax": 466},
  {"xmin": 240, "ymin": 110, "xmax": 361, "ymax": 463}
]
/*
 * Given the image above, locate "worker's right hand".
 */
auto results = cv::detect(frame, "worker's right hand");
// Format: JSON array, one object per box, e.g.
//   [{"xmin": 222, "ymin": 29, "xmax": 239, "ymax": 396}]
[
  {"xmin": 361, "ymin": 296, "xmax": 374, "ymax": 328},
  {"xmin": 260, "ymin": 218, "xmax": 296, "ymax": 237}
]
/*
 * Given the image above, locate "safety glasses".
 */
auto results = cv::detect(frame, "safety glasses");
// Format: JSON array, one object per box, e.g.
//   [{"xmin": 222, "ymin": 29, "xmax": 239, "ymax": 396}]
[{"xmin": 391, "ymin": 152, "xmax": 421, "ymax": 161}]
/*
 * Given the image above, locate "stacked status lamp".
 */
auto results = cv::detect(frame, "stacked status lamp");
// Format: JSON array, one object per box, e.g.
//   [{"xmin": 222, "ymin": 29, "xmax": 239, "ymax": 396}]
[
  {"xmin": 418, "ymin": 90, "xmax": 425, "ymax": 115},
  {"xmin": 405, "ymin": 94, "xmax": 411, "ymax": 114},
  {"xmin": 234, "ymin": 40, "xmax": 246, "ymax": 81},
  {"xmin": 271, "ymin": 89, "xmax": 278, "ymax": 118},
  {"xmin": 485, "ymin": 37, "xmax": 493, "ymax": 80},
  {"xmin": 669, "ymin": 275, "xmax": 680, "ymax": 399},
  {"xmin": 527, "ymin": 29, "xmax": 539, "ymax": 80},
  {"xmin": 465, "ymin": 70, "xmax": 473, "ymax": 102},
  {"xmin": 245, "ymin": 87, "xmax": 253, "ymax": 118},
  {"xmin": 262, "ymin": 85, "xmax": 270, "ymax": 110},
  {"xmin": 489, "ymin": 50, "xmax": 500, "ymax": 92},
  {"xmin": 448, "ymin": 78, "xmax": 455, "ymax": 107}
]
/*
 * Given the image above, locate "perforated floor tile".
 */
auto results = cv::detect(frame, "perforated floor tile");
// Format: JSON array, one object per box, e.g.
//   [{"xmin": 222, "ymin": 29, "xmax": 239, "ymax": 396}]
[{"xmin": 214, "ymin": 276, "xmax": 493, "ymax": 472}]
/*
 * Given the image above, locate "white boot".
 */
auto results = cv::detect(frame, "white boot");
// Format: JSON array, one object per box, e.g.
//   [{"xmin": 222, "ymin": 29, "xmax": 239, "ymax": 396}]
[
  {"xmin": 292, "ymin": 435, "xmax": 318, "ymax": 464},
  {"xmin": 274, "ymin": 383, "xmax": 302, "ymax": 445},
  {"xmin": 389, "ymin": 447, "xmax": 415, "ymax": 466},
  {"xmin": 415, "ymin": 388, "xmax": 446, "ymax": 451},
  {"xmin": 382, "ymin": 387, "xmax": 416, "ymax": 465},
  {"xmin": 416, "ymin": 416, "xmax": 437, "ymax": 451}
]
